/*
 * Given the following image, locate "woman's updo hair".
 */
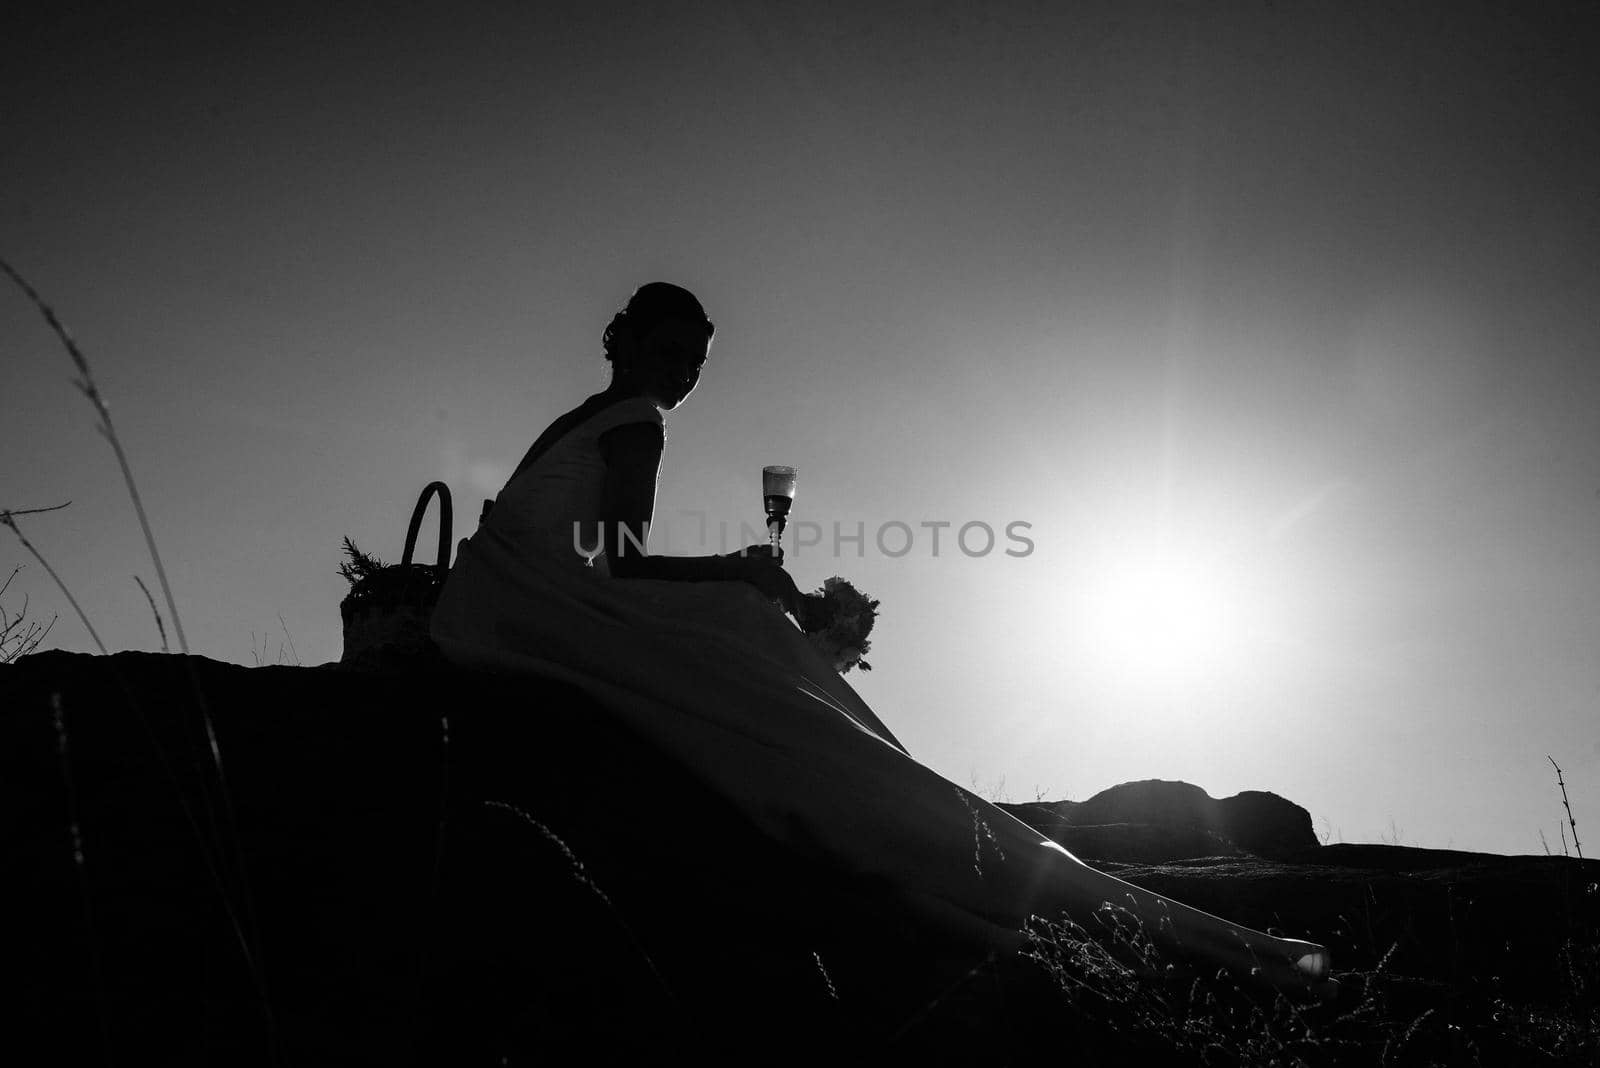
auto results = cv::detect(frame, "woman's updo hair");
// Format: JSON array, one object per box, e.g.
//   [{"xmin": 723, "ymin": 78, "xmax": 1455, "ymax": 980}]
[{"xmin": 602, "ymin": 282, "xmax": 715, "ymax": 365}]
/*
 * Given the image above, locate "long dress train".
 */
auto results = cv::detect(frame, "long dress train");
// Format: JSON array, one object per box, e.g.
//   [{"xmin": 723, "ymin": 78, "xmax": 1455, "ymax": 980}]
[{"xmin": 428, "ymin": 395, "xmax": 1332, "ymax": 996}]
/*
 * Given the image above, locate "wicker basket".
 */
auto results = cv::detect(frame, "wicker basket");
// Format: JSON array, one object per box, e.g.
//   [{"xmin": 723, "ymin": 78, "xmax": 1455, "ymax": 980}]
[{"xmin": 339, "ymin": 481, "xmax": 453, "ymax": 669}]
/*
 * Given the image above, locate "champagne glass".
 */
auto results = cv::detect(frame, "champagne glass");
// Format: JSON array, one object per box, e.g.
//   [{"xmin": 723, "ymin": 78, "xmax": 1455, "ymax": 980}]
[{"xmin": 762, "ymin": 465, "xmax": 797, "ymax": 552}]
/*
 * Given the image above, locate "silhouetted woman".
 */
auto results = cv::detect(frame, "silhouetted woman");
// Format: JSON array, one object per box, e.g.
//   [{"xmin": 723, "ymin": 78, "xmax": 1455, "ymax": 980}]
[{"xmin": 429, "ymin": 282, "xmax": 1331, "ymax": 1001}]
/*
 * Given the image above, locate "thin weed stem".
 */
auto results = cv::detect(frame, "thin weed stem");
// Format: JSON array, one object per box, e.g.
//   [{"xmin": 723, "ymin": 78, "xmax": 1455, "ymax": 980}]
[
  {"xmin": 52, "ymin": 691, "xmax": 115, "ymax": 1065},
  {"xmin": 1549, "ymin": 756, "xmax": 1585, "ymax": 860},
  {"xmin": 2, "ymin": 564, "xmax": 58, "ymax": 662},
  {"xmin": 2, "ymin": 506, "xmax": 106, "ymax": 654},
  {"xmin": 102, "ymin": 664, "xmax": 287, "ymax": 1062},
  {"xmin": 1, "ymin": 256, "xmax": 188, "ymax": 653},
  {"xmin": 134, "ymin": 575, "xmax": 169, "ymax": 652},
  {"xmin": 276, "ymin": 612, "xmax": 299, "ymax": 666},
  {"xmin": 3, "ymin": 260, "xmax": 280, "ymax": 1061},
  {"xmin": 886, "ymin": 950, "xmax": 1000, "ymax": 1046},
  {"xmin": 484, "ymin": 799, "xmax": 676, "ymax": 1005}
]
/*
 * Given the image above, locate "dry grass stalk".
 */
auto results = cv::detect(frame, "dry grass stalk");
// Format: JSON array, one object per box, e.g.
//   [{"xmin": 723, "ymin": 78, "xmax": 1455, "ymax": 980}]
[
  {"xmin": 3, "ymin": 258, "xmax": 281, "ymax": 1056},
  {"xmin": 51, "ymin": 691, "xmax": 114, "ymax": 1060},
  {"xmin": 1, "ymin": 257, "xmax": 189, "ymax": 654},
  {"xmin": 1549, "ymin": 756, "xmax": 1585, "ymax": 861},
  {"xmin": 277, "ymin": 612, "xmax": 299, "ymax": 666},
  {"xmin": 1, "ymin": 564, "xmax": 58, "ymax": 661},
  {"xmin": 134, "ymin": 574, "xmax": 169, "ymax": 652},
  {"xmin": 1, "ymin": 503, "xmax": 106, "ymax": 654},
  {"xmin": 484, "ymin": 798, "xmax": 675, "ymax": 1003}
]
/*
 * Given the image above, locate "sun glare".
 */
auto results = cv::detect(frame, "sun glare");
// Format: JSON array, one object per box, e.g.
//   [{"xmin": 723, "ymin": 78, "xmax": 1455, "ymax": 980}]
[{"xmin": 1075, "ymin": 532, "xmax": 1259, "ymax": 694}]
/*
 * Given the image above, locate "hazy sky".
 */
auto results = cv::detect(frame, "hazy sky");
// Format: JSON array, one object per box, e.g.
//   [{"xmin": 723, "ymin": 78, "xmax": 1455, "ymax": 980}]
[{"xmin": 5, "ymin": 1, "xmax": 1597, "ymax": 855}]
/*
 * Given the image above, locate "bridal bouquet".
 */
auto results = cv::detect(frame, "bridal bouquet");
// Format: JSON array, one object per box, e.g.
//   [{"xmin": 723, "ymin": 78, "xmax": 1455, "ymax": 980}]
[{"xmin": 799, "ymin": 575, "xmax": 879, "ymax": 675}]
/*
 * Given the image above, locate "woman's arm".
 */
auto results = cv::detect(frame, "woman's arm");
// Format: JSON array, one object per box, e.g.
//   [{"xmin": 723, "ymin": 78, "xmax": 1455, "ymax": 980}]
[{"xmin": 597, "ymin": 421, "xmax": 774, "ymax": 585}]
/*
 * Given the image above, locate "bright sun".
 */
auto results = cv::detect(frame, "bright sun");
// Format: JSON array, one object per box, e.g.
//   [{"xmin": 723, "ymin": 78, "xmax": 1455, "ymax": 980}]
[{"xmin": 1075, "ymin": 534, "xmax": 1257, "ymax": 693}]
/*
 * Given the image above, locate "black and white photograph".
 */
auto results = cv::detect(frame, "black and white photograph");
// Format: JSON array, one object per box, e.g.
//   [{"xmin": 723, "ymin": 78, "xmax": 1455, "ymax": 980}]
[{"xmin": 3, "ymin": 1, "xmax": 1597, "ymax": 1063}]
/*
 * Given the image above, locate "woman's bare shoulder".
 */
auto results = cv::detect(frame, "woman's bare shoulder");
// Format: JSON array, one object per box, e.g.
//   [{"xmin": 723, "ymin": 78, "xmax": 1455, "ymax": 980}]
[{"xmin": 598, "ymin": 418, "xmax": 665, "ymax": 465}]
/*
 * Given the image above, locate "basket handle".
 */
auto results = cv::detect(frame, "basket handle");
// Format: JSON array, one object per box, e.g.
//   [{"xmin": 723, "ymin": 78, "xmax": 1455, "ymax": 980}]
[{"xmin": 402, "ymin": 481, "xmax": 453, "ymax": 572}]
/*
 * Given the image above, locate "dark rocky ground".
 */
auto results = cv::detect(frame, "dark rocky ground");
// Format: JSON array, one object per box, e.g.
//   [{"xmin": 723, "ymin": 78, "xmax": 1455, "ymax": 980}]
[{"xmin": 5, "ymin": 650, "xmax": 1596, "ymax": 1065}]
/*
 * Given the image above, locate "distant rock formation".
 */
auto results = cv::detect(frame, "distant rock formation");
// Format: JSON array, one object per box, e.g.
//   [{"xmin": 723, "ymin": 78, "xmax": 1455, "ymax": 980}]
[{"xmin": 998, "ymin": 778, "xmax": 1320, "ymax": 863}]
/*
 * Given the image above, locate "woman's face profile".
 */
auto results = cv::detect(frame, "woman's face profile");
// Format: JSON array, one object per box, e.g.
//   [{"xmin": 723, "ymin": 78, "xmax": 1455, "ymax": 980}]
[{"xmin": 632, "ymin": 317, "xmax": 711, "ymax": 410}]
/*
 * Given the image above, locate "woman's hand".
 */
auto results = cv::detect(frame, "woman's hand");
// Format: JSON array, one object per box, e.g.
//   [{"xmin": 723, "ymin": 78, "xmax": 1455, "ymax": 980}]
[{"xmin": 724, "ymin": 547, "xmax": 802, "ymax": 617}]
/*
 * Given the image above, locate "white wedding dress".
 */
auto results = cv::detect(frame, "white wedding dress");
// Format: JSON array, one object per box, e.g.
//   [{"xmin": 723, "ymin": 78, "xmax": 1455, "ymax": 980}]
[{"xmin": 428, "ymin": 395, "xmax": 1331, "ymax": 994}]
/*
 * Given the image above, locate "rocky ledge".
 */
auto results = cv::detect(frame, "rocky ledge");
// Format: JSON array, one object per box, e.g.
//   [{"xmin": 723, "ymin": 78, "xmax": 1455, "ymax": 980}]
[{"xmin": 4, "ymin": 651, "xmax": 1596, "ymax": 1065}]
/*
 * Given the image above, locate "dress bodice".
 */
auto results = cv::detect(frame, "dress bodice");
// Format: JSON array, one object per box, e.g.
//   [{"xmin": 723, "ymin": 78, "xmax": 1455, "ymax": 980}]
[{"xmin": 475, "ymin": 395, "xmax": 663, "ymax": 578}]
